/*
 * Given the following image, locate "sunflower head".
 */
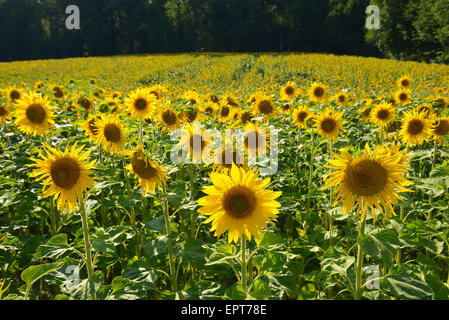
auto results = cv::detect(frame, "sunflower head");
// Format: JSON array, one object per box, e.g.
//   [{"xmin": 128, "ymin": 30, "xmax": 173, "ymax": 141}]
[
  {"xmin": 28, "ymin": 143, "xmax": 96, "ymax": 210},
  {"xmin": 125, "ymin": 145, "xmax": 167, "ymax": 195},
  {"xmin": 358, "ymin": 106, "xmax": 373, "ymax": 122},
  {"xmin": 0, "ymin": 103, "xmax": 11, "ymax": 122},
  {"xmin": 197, "ymin": 164, "xmax": 281, "ymax": 243},
  {"xmin": 13, "ymin": 91, "xmax": 54, "ymax": 136},
  {"xmin": 183, "ymin": 90, "xmax": 202, "ymax": 105},
  {"xmin": 394, "ymin": 89, "xmax": 411, "ymax": 105},
  {"xmin": 76, "ymin": 96, "xmax": 95, "ymax": 113},
  {"xmin": 253, "ymin": 95, "xmax": 276, "ymax": 119},
  {"xmin": 7, "ymin": 87, "xmax": 23, "ymax": 103},
  {"xmin": 280, "ymin": 81, "xmax": 299, "ymax": 101},
  {"xmin": 202, "ymin": 102, "xmax": 217, "ymax": 117},
  {"xmin": 178, "ymin": 123, "xmax": 210, "ymax": 163},
  {"xmin": 125, "ymin": 88, "xmax": 157, "ymax": 120},
  {"xmin": 399, "ymin": 109, "xmax": 433, "ymax": 147},
  {"xmin": 432, "ymin": 118, "xmax": 449, "ymax": 145},
  {"xmin": 370, "ymin": 103, "xmax": 396, "ymax": 128},
  {"xmin": 314, "ymin": 108, "xmax": 346, "ymax": 141},
  {"xmin": 308, "ymin": 83, "xmax": 328, "ymax": 103},
  {"xmin": 181, "ymin": 106, "xmax": 202, "ymax": 123},
  {"xmin": 432, "ymin": 97, "xmax": 448, "ymax": 113},
  {"xmin": 292, "ymin": 106, "xmax": 313, "ymax": 129},
  {"xmin": 148, "ymin": 84, "xmax": 168, "ymax": 100},
  {"xmin": 52, "ymin": 85, "xmax": 65, "ymax": 100},
  {"xmin": 334, "ymin": 92, "xmax": 349, "ymax": 105},
  {"xmin": 158, "ymin": 104, "xmax": 180, "ymax": 132},
  {"xmin": 82, "ymin": 114, "xmax": 102, "ymax": 141},
  {"xmin": 95, "ymin": 115, "xmax": 127, "ymax": 154},
  {"xmin": 323, "ymin": 144, "xmax": 412, "ymax": 221},
  {"xmin": 243, "ymin": 122, "xmax": 269, "ymax": 155},
  {"xmin": 397, "ymin": 76, "xmax": 412, "ymax": 89},
  {"xmin": 212, "ymin": 147, "xmax": 247, "ymax": 173}
]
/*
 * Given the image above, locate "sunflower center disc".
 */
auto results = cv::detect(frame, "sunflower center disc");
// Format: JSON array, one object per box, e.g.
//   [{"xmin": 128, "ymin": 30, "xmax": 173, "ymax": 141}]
[
  {"xmin": 408, "ymin": 119, "xmax": 424, "ymax": 135},
  {"xmin": 131, "ymin": 156, "xmax": 157, "ymax": 179},
  {"xmin": 339, "ymin": 95, "xmax": 346, "ymax": 102},
  {"xmin": 185, "ymin": 109, "xmax": 197, "ymax": 122},
  {"xmin": 224, "ymin": 186, "xmax": 256, "ymax": 219},
  {"xmin": 205, "ymin": 107, "xmax": 214, "ymax": 113},
  {"xmin": 50, "ymin": 158, "xmax": 81, "ymax": 189},
  {"xmin": 377, "ymin": 109, "xmax": 389, "ymax": 120},
  {"xmin": 399, "ymin": 93, "xmax": 408, "ymax": 101},
  {"xmin": 285, "ymin": 86, "xmax": 295, "ymax": 95},
  {"xmin": 314, "ymin": 87, "xmax": 324, "ymax": 98},
  {"xmin": 258, "ymin": 100, "xmax": 273, "ymax": 114},
  {"xmin": 321, "ymin": 118, "xmax": 337, "ymax": 133},
  {"xmin": 435, "ymin": 120, "xmax": 449, "ymax": 136},
  {"xmin": 241, "ymin": 111, "xmax": 252, "ymax": 123},
  {"xmin": 53, "ymin": 88, "xmax": 63, "ymax": 98},
  {"xmin": 162, "ymin": 111, "xmax": 177, "ymax": 125},
  {"xmin": 402, "ymin": 80, "xmax": 410, "ymax": 87},
  {"xmin": 104, "ymin": 124, "xmax": 121, "ymax": 143},
  {"xmin": 79, "ymin": 98, "xmax": 91, "ymax": 110},
  {"xmin": 221, "ymin": 106, "xmax": 230, "ymax": 117},
  {"xmin": 344, "ymin": 159, "xmax": 388, "ymax": 197},
  {"xmin": 135, "ymin": 98, "xmax": 147, "ymax": 110},
  {"xmin": 10, "ymin": 90, "xmax": 20, "ymax": 100},
  {"xmin": 297, "ymin": 112, "xmax": 308, "ymax": 122},
  {"xmin": 26, "ymin": 104, "xmax": 46, "ymax": 124},
  {"xmin": 0, "ymin": 106, "xmax": 6, "ymax": 116},
  {"xmin": 189, "ymin": 99, "xmax": 197, "ymax": 105}
]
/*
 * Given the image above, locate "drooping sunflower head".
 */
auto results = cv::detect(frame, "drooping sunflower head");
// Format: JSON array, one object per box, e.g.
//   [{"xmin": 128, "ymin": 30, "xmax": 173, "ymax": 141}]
[
  {"xmin": 431, "ymin": 97, "xmax": 448, "ymax": 113},
  {"xmin": 7, "ymin": 86, "xmax": 23, "ymax": 103},
  {"xmin": 432, "ymin": 117, "xmax": 449, "ymax": 145},
  {"xmin": 28, "ymin": 143, "xmax": 96, "ymax": 210},
  {"xmin": 51, "ymin": 85, "xmax": 65, "ymax": 100},
  {"xmin": 125, "ymin": 145, "xmax": 167, "ymax": 195},
  {"xmin": 197, "ymin": 164, "xmax": 282, "ymax": 243},
  {"xmin": 13, "ymin": 91, "xmax": 54, "ymax": 136},
  {"xmin": 308, "ymin": 82, "xmax": 328, "ymax": 103},
  {"xmin": 125, "ymin": 88, "xmax": 157, "ymax": 120},
  {"xmin": 158, "ymin": 104, "xmax": 180, "ymax": 132},
  {"xmin": 280, "ymin": 81, "xmax": 299, "ymax": 101},
  {"xmin": 394, "ymin": 89, "xmax": 411, "ymax": 105},
  {"xmin": 399, "ymin": 109, "xmax": 433, "ymax": 147},
  {"xmin": 0, "ymin": 103, "xmax": 11, "ymax": 122},
  {"xmin": 323, "ymin": 144, "xmax": 412, "ymax": 221},
  {"xmin": 76, "ymin": 95, "xmax": 95, "ymax": 114},
  {"xmin": 314, "ymin": 108, "xmax": 346, "ymax": 141},
  {"xmin": 292, "ymin": 106, "xmax": 313, "ymax": 129},
  {"xmin": 95, "ymin": 115, "xmax": 127, "ymax": 154},
  {"xmin": 397, "ymin": 76, "xmax": 412, "ymax": 89},
  {"xmin": 81, "ymin": 114, "xmax": 102, "ymax": 141},
  {"xmin": 417, "ymin": 104, "xmax": 435, "ymax": 118},
  {"xmin": 253, "ymin": 95, "xmax": 276, "ymax": 119},
  {"xmin": 358, "ymin": 106, "xmax": 373, "ymax": 122},
  {"xmin": 370, "ymin": 103, "xmax": 396, "ymax": 128}
]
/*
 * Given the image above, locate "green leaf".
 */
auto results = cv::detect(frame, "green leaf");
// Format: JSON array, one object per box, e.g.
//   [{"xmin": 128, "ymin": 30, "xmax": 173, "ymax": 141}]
[
  {"xmin": 21, "ymin": 262, "xmax": 63, "ymax": 287},
  {"xmin": 358, "ymin": 230, "xmax": 401, "ymax": 267},
  {"xmin": 180, "ymin": 237, "xmax": 206, "ymax": 262},
  {"xmin": 249, "ymin": 279, "xmax": 271, "ymax": 300},
  {"xmin": 33, "ymin": 234, "xmax": 72, "ymax": 261},
  {"xmin": 143, "ymin": 235, "xmax": 169, "ymax": 257},
  {"xmin": 257, "ymin": 231, "xmax": 285, "ymax": 251},
  {"xmin": 145, "ymin": 215, "xmax": 166, "ymax": 233},
  {"xmin": 205, "ymin": 243, "xmax": 237, "ymax": 266},
  {"xmin": 225, "ymin": 283, "xmax": 247, "ymax": 300},
  {"xmin": 381, "ymin": 275, "xmax": 433, "ymax": 299}
]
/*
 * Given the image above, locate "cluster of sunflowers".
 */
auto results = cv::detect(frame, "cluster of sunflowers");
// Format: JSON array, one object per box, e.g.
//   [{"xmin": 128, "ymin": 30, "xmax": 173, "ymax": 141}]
[{"xmin": 1, "ymin": 53, "xmax": 449, "ymax": 300}]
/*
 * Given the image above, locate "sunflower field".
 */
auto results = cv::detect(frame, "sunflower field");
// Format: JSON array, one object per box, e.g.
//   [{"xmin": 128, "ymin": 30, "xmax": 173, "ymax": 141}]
[{"xmin": 1, "ymin": 53, "xmax": 449, "ymax": 301}]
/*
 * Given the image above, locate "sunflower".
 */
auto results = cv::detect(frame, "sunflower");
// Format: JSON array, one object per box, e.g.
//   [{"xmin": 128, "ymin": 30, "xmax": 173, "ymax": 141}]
[
  {"xmin": 208, "ymin": 94, "xmax": 220, "ymax": 104},
  {"xmin": 34, "ymin": 81, "xmax": 44, "ymax": 92},
  {"xmin": 13, "ymin": 91, "xmax": 54, "ymax": 136},
  {"xmin": 229, "ymin": 108, "xmax": 241, "ymax": 124},
  {"xmin": 28, "ymin": 143, "xmax": 96, "ymax": 210},
  {"xmin": 323, "ymin": 144, "xmax": 413, "ymax": 221},
  {"xmin": 6, "ymin": 87, "xmax": 23, "ymax": 103},
  {"xmin": 417, "ymin": 104, "xmax": 435, "ymax": 118},
  {"xmin": 51, "ymin": 85, "xmax": 65, "ymax": 100},
  {"xmin": 76, "ymin": 96, "xmax": 95, "ymax": 113},
  {"xmin": 334, "ymin": 92, "xmax": 349, "ymax": 105},
  {"xmin": 292, "ymin": 106, "xmax": 313, "ymax": 129},
  {"xmin": 358, "ymin": 106, "xmax": 373, "ymax": 122},
  {"xmin": 125, "ymin": 88, "xmax": 157, "ymax": 120},
  {"xmin": 431, "ymin": 97, "xmax": 448, "ymax": 113},
  {"xmin": 384, "ymin": 120, "xmax": 402, "ymax": 140},
  {"xmin": 124, "ymin": 145, "xmax": 167, "ymax": 195},
  {"xmin": 239, "ymin": 110, "xmax": 255, "ymax": 125},
  {"xmin": 375, "ymin": 142, "xmax": 411, "ymax": 167},
  {"xmin": 308, "ymin": 82, "xmax": 328, "ymax": 103},
  {"xmin": 201, "ymin": 102, "xmax": 217, "ymax": 117},
  {"xmin": 95, "ymin": 115, "xmax": 127, "ymax": 153},
  {"xmin": 197, "ymin": 164, "xmax": 282, "ymax": 243},
  {"xmin": 218, "ymin": 103, "xmax": 232, "ymax": 122},
  {"xmin": 183, "ymin": 90, "xmax": 202, "ymax": 105},
  {"xmin": 148, "ymin": 84, "xmax": 167, "ymax": 100},
  {"xmin": 178, "ymin": 124, "xmax": 210, "ymax": 163},
  {"xmin": 158, "ymin": 104, "xmax": 180, "ymax": 132},
  {"xmin": 0, "ymin": 103, "xmax": 11, "ymax": 122},
  {"xmin": 253, "ymin": 95, "xmax": 276, "ymax": 120},
  {"xmin": 397, "ymin": 76, "xmax": 412, "ymax": 89},
  {"xmin": 394, "ymin": 89, "xmax": 411, "ymax": 105},
  {"xmin": 314, "ymin": 108, "xmax": 346, "ymax": 141},
  {"xmin": 81, "ymin": 114, "xmax": 102, "ymax": 141},
  {"xmin": 280, "ymin": 81, "xmax": 299, "ymax": 101},
  {"xmin": 181, "ymin": 106, "xmax": 202, "ymax": 123},
  {"xmin": 399, "ymin": 109, "xmax": 433, "ymax": 147},
  {"xmin": 370, "ymin": 103, "xmax": 396, "ymax": 129},
  {"xmin": 432, "ymin": 118, "xmax": 449, "ymax": 145}
]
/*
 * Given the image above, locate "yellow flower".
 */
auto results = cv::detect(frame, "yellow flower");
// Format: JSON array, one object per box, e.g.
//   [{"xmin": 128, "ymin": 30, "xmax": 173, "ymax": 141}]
[
  {"xmin": 314, "ymin": 108, "xmax": 346, "ymax": 141},
  {"xmin": 0, "ymin": 103, "xmax": 11, "ymax": 122},
  {"xmin": 280, "ymin": 81, "xmax": 299, "ymax": 101},
  {"xmin": 81, "ymin": 114, "xmax": 102, "ymax": 141},
  {"xmin": 432, "ymin": 118, "xmax": 449, "ymax": 145},
  {"xmin": 253, "ymin": 95, "xmax": 277, "ymax": 120},
  {"xmin": 292, "ymin": 106, "xmax": 313, "ymax": 129},
  {"xmin": 28, "ymin": 143, "xmax": 96, "ymax": 210},
  {"xmin": 124, "ymin": 145, "xmax": 167, "ymax": 195},
  {"xmin": 197, "ymin": 164, "xmax": 282, "ymax": 243},
  {"xmin": 370, "ymin": 103, "xmax": 396, "ymax": 129},
  {"xmin": 95, "ymin": 115, "xmax": 127, "ymax": 153},
  {"xmin": 334, "ymin": 92, "xmax": 349, "ymax": 105},
  {"xmin": 177, "ymin": 123, "xmax": 210, "ymax": 163},
  {"xmin": 13, "ymin": 91, "xmax": 54, "ymax": 136},
  {"xmin": 125, "ymin": 88, "xmax": 157, "ymax": 120},
  {"xmin": 158, "ymin": 104, "xmax": 180, "ymax": 132},
  {"xmin": 397, "ymin": 76, "xmax": 412, "ymax": 89},
  {"xmin": 6, "ymin": 86, "xmax": 23, "ymax": 103},
  {"xmin": 394, "ymin": 89, "xmax": 411, "ymax": 105},
  {"xmin": 399, "ymin": 109, "xmax": 433, "ymax": 147},
  {"xmin": 323, "ymin": 144, "xmax": 413, "ymax": 221},
  {"xmin": 308, "ymin": 82, "xmax": 328, "ymax": 103}
]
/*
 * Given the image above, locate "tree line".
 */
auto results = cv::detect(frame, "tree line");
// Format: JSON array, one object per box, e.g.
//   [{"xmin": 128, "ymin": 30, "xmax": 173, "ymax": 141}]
[{"xmin": 0, "ymin": 0, "xmax": 447, "ymax": 63}]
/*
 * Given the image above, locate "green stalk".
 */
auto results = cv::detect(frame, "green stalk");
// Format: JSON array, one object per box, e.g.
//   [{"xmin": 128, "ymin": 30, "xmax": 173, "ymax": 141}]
[
  {"xmin": 79, "ymin": 198, "xmax": 97, "ymax": 300},
  {"xmin": 241, "ymin": 235, "xmax": 247, "ymax": 291},
  {"xmin": 161, "ymin": 184, "xmax": 177, "ymax": 293},
  {"xmin": 354, "ymin": 218, "xmax": 366, "ymax": 300}
]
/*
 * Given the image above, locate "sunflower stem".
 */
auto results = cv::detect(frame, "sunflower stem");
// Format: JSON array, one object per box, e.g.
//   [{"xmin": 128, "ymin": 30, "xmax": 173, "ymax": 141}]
[
  {"xmin": 354, "ymin": 218, "xmax": 366, "ymax": 300},
  {"xmin": 79, "ymin": 197, "xmax": 97, "ymax": 300},
  {"xmin": 162, "ymin": 184, "xmax": 177, "ymax": 293},
  {"xmin": 241, "ymin": 235, "xmax": 247, "ymax": 292},
  {"xmin": 305, "ymin": 128, "xmax": 315, "ymax": 235}
]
